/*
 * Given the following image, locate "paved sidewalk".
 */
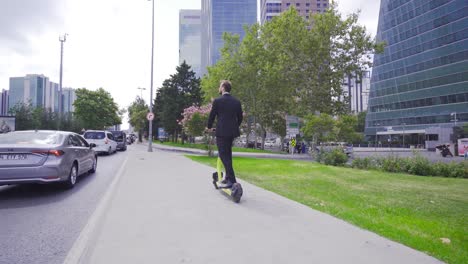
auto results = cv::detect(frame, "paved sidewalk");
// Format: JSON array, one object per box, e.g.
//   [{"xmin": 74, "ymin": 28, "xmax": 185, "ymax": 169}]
[{"xmin": 66, "ymin": 144, "xmax": 442, "ymax": 264}]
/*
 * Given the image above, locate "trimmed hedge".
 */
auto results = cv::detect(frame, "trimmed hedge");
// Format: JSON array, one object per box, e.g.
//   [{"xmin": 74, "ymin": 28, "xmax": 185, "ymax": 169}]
[{"xmin": 351, "ymin": 154, "xmax": 468, "ymax": 178}]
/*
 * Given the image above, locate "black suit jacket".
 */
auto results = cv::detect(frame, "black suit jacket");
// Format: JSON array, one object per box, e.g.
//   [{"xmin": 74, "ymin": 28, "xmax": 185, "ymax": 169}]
[{"xmin": 207, "ymin": 94, "xmax": 243, "ymax": 138}]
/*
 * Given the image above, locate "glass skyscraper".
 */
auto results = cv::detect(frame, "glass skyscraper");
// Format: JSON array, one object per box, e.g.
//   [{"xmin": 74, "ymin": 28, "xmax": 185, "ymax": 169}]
[
  {"xmin": 0, "ymin": 89, "xmax": 8, "ymax": 115},
  {"xmin": 365, "ymin": 0, "xmax": 468, "ymax": 147},
  {"xmin": 179, "ymin": 10, "xmax": 202, "ymax": 77},
  {"xmin": 8, "ymin": 74, "xmax": 75, "ymax": 113},
  {"xmin": 201, "ymin": 0, "xmax": 257, "ymax": 76}
]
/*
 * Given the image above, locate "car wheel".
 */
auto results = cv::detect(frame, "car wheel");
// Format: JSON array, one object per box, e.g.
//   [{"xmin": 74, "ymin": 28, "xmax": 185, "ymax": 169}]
[
  {"xmin": 64, "ymin": 163, "xmax": 78, "ymax": 189},
  {"xmin": 89, "ymin": 156, "xmax": 97, "ymax": 173}
]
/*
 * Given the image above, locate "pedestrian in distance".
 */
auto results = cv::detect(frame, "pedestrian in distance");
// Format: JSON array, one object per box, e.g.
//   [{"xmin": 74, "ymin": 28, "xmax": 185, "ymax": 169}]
[
  {"xmin": 290, "ymin": 138, "xmax": 296, "ymax": 155},
  {"xmin": 206, "ymin": 80, "xmax": 243, "ymax": 189}
]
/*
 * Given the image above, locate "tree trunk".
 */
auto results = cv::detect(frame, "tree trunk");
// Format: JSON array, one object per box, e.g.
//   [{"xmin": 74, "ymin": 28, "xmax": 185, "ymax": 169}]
[
  {"xmin": 260, "ymin": 126, "xmax": 266, "ymax": 150},
  {"xmin": 246, "ymin": 118, "xmax": 251, "ymax": 148}
]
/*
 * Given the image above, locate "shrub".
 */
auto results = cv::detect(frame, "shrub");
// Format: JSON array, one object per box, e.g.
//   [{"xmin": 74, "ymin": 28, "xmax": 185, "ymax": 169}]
[
  {"xmin": 445, "ymin": 162, "xmax": 468, "ymax": 178},
  {"xmin": 381, "ymin": 155, "xmax": 406, "ymax": 173},
  {"xmin": 406, "ymin": 154, "xmax": 433, "ymax": 176},
  {"xmin": 351, "ymin": 157, "xmax": 372, "ymax": 169},
  {"xmin": 322, "ymin": 148, "xmax": 348, "ymax": 166}
]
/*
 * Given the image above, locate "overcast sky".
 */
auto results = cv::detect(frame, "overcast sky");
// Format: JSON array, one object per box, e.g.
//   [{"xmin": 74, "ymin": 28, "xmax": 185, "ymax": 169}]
[{"xmin": 0, "ymin": 0, "xmax": 380, "ymax": 128}]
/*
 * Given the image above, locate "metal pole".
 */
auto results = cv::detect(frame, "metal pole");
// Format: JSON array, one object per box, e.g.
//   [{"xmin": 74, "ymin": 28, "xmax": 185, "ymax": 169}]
[
  {"xmin": 147, "ymin": 0, "xmax": 154, "ymax": 152},
  {"xmin": 58, "ymin": 34, "xmax": 67, "ymax": 130},
  {"xmin": 402, "ymin": 123, "xmax": 405, "ymax": 148}
]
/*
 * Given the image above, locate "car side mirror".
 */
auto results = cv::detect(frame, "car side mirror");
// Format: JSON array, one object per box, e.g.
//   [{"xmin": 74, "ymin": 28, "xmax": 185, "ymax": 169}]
[{"xmin": 90, "ymin": 143, "xmax": 97, "ymax": 149}]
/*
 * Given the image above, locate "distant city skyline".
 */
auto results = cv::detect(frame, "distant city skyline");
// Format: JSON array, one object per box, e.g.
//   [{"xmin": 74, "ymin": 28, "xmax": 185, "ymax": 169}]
[
  {"xmin": 8, "ymin": 74, "xmax": 76, "ymax": 113},
  {"xmin": 0, "ymin": 0, "xmax": 380, "ymax": 128}
]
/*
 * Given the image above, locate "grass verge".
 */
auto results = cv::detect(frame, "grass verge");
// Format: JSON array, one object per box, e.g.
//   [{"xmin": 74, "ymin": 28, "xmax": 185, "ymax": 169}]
[{"xmin": 188, "ymin": 156, "xmax": 468, "ymax": 264}]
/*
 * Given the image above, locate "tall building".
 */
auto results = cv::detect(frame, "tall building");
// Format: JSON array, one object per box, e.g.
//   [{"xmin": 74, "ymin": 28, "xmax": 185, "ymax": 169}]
[
  {"xmin": 365, "ymin": 0, "xmax": 468, "ymax": 148},
  {"xmin": 261, "ymin": 0, "xmax": 282, "ymax": 24},
  {"xmin": 342, "ymin": 71, "xmax": 371, "ymax": 113},
  {"xmin": 261, "ymin": 0, "xmax": 329, "ymax": 24},
  {"xmin": 45, "ymin": 81, "xmax": 59, "ymax": 112},
  {"xmin": 8, "ymin": 74, "xmax": 75, "ymax": 113},
  {"xmin": 179, "ymin": 10, "xmax": 202, "ymax": 77},
  {"xmin": 0, "ymin": 89, "xmax": 8, "ymax": 115},
  {"xmin": 62, "ymin": 87, "xmax": 76, "ymax": 113},
  {"xmin": 9, "ymin": 74, "xmax": 48, "ymax": 110},
  {"xmin": 201, "ymin": 0, "xmax": 257, "ymax": 76}
]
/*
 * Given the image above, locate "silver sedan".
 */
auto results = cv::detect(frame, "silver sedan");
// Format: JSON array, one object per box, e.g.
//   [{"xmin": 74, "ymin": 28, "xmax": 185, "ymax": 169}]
[{"xmin": 0, "ymin": 130, "xmax": 98, "ymax": 189}]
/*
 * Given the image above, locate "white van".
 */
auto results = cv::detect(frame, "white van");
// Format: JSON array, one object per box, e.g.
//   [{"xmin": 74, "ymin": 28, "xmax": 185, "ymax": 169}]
[{"xmin": 83, "ymin": 130, "xmax": 118, "ymax": 155}]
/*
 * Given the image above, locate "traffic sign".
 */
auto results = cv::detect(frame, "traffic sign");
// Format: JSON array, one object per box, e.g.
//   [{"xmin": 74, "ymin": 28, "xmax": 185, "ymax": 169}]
[{"xmin": 146, "ymin": 112, "xmax": 154, "ymax": 121}]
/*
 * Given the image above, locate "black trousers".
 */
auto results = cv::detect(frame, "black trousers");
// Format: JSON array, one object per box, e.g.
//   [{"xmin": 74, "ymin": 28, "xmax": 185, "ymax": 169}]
[{"xmin": 216, "ymin": 136, "xmax": 236, "ymax": 183}]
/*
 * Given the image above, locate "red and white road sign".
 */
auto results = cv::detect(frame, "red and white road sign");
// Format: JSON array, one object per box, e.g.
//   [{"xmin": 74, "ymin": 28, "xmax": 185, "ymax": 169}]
[{"xmin": 146, "ymin": 112, "xmax": 154, "ymax": 121}]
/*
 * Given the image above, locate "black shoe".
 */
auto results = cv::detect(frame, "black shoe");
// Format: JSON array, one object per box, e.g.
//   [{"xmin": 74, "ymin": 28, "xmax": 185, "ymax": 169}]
[
  {"xmin": 218, "ymin": 181, "xmax": 233, "ymax": 188},
  {"xmin": 220, "ymin": 178, "xmax": 228, "ymax": 184}
]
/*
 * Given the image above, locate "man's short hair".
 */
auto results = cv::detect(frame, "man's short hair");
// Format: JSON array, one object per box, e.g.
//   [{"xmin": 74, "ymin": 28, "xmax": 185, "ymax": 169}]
[{"xmin": 220, "ymin": 80, "xmax": 232, "ymax": 92}]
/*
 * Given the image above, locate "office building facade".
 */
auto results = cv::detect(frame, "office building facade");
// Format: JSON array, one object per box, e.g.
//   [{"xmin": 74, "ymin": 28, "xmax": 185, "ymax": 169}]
[
  {"xmin": 8, "ymin": 74, "xmax": 75, "ymax": 113},
  {"xmin": 179, "ymin": 10, "xmax": 202, "ymax": 77},
  {"xmin": 0, "ymin": 89, "xmax": 8, "ymax": 115},
  {"xmin": 342, "ymin": 71, "xmax": 371, "ymax": 113},
  {"xmin": 62, "ymin": 88, "xmax": 76, "ymax": 113},
  {"xmin": 365, "ymin": 0, "xmax": 468, "ymax": 148},
  {"xmin": 201, "ymin": 0, "xmax": 257, "ymax": 76},
  {"xmin": 9, "ymin": 74, "xmax": 47, "ymax": 110},
  {"xmin": 261, "ymin": 0, "xmax": 329, "ymax": 24}
]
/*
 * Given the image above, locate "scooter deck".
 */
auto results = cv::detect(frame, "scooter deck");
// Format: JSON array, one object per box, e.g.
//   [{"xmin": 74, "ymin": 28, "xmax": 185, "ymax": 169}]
[{"xmin": 212, "ymin": 172, "xmax": 243, "ymax": 203}]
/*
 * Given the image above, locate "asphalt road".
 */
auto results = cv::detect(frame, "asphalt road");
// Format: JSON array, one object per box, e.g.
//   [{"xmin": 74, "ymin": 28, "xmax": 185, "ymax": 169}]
[{"xmin": 0, "ymin": 145, "xmax": 130, "ymax": 264}]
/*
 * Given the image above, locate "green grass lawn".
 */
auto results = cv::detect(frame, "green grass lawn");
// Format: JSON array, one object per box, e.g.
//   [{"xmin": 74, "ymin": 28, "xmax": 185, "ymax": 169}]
[
  {"xmin": 154, "ymin": 141, "xmax": 281, "ymax": 154},
  {"xmin": 188, "ymin": 156, "xmax": 468, "ymax": 264}
]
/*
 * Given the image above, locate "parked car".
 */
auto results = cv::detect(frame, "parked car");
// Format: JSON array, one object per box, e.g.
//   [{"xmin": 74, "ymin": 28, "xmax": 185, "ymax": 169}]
[
  {"xmin": 110, "ymin": 131, "xmax": 127, "ymax": 151},
  {"xmin": 83, "ymin": 130, "xmax": 117, "ymax": 155},
  {"xmin": 0, "ymin": 130, "xmax": 97, "ymax": 188},
  {"xmin": 126, "ymin": 135, "xmax": 133, "ymax": 145}
]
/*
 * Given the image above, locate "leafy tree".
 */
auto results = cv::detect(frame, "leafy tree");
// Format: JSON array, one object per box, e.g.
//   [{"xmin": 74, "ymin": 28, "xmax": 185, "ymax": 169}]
[
  {"xmin": 73, "ymin": 88, "xmax": 121, "ymax": 130},
  {"xmin": 128, "ymin": 96, "xmax": 148, "ymax": 142},
  {"xmin": 201, "ymin": 4, "xmax": 383, "ymax": 148},
  {"xmin": 355, "ymin": 111, "xmax": 367, "ymax": 133},
  {"xmin": 334, "ymin": 115, "xmax": 363, "ymax": 143},
  {"xmin": 302, "ymin": 113, "xmax": 335, "ymax": 144},
  {"xmin": 154, "ymin": 62, "xmax": 203, "ymax": 142},
  {"xmin": 9, "ymin": 102, "xmax": 36, "ymax": 130}
]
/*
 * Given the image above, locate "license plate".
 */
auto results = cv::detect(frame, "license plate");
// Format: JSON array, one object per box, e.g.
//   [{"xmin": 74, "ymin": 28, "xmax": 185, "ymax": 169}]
[{"xmin": 0, "ymin": 154, "xmax": 28, "ymax": 160}]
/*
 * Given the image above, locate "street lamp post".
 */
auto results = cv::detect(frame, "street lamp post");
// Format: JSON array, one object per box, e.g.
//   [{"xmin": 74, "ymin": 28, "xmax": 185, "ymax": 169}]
[
  {"xmin": 147, "ymin": 0, "xmax": 155, "ymax": 152},
  {"xmin": 402, "ymin": 122, "xmax": 406, "ymax": 148},
  {"xmin": 58, "ymin": 33, "xmax": 68, "ymax": 129},
  {"xmin": 137, "ymin": 87, "xmax": 146, "ymax": 98},
  {"xmin": 450, "ymin": 112, "xmax": 458, "ymax": 127}
]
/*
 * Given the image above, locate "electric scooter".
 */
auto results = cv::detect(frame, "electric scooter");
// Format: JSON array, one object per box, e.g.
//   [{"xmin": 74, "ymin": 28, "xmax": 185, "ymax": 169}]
[
  {"xmin": 207, "ymin": 130, "xmax": 243, "ymax": 203},
  {"xmin": 212, "ymin": 157, "xmax": 243, "ymax": 203}
]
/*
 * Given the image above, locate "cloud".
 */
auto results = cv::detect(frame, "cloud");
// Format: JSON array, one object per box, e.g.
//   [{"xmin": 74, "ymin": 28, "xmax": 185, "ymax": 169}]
[
  {"xmin": 335, "ymin": 0, "xmax": 381, "ymax": 37},
  {"xmin": 0, "ymin": 0, "xmax": 66, "ymax": 55}
]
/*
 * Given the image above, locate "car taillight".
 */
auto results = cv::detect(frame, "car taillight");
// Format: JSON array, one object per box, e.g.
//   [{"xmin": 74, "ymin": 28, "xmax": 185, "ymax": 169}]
[
  {"xmin": 105, "ymin": 139, "xmax": 109, "ymax": 144},
  {"xmin": 33, "ymin": 150, "xmax": 65, "ymax": 157},
  {"xmin": 49, "ymin": 150, "xmax": 65, "ymax": 157}
]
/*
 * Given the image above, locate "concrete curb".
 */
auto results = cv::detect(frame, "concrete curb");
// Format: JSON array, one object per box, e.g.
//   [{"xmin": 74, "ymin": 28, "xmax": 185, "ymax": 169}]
[
  {"xmin": 62, "ymin": 156, "xmax": 129, "ymax": 264},
  {"xmin": 152, "ymin": 143, "xmax": 312, "ymax": 160}
]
